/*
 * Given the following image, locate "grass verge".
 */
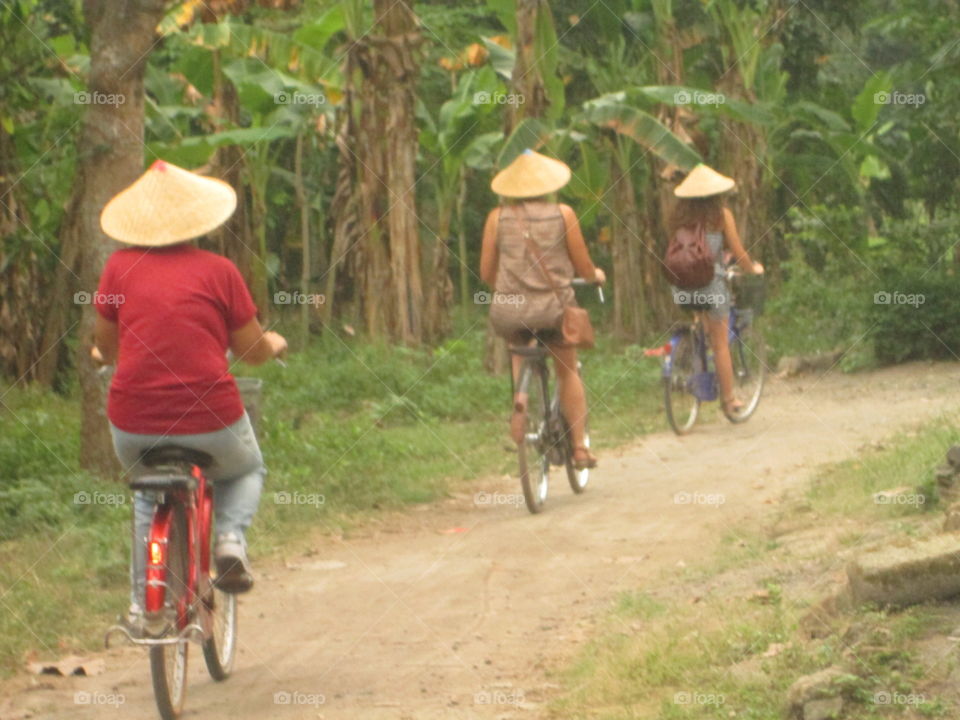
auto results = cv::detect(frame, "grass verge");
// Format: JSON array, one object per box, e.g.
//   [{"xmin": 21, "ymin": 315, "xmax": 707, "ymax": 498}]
[{"xmin": 552, "ymin": 416, "xmax": 960, "ymax": 719}]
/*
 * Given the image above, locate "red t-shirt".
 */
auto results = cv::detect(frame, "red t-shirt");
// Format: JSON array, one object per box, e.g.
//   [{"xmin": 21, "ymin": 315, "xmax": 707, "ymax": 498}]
[{"xmin": 95, "ymin": 245, "xmax": 258, "ymax": 435}]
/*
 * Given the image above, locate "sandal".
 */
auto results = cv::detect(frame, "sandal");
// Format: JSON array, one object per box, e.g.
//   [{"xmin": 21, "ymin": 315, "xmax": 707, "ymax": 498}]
[
  {"xmin": 722, "ymin": 398, "xmax": 744, "ymax": 416},
  {"xmin": 573, "ymin": 446, "xmax": 598, "ymax": 470}
]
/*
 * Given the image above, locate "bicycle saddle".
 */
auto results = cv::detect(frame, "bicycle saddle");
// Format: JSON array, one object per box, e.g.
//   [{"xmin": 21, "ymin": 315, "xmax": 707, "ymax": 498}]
[
  {"xmin": 140, "ymin": 446, "xmax": 213, "ymax": 470},
  {"xmin": 509, "ymin": 345, "xmax": 549, "ymax": 357}
]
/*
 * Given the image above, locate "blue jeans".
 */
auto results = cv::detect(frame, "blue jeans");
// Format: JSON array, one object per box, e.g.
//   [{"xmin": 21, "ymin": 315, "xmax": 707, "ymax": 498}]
[{"xmin": 110, "ymin": 413, "xmax": 265, "ymax": 606}]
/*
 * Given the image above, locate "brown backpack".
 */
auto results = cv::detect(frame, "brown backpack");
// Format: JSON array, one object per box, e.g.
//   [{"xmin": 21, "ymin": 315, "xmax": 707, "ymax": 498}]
[{"xmin": 662, "ymin": 223, "xmax": 715, "ymax": 290}]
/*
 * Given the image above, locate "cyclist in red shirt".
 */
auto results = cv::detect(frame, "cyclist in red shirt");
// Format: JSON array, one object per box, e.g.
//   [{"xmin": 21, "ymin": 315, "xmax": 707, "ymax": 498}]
[{"xmin": 93, "ymin": 161, "xmax": 286, "ymax": 618}]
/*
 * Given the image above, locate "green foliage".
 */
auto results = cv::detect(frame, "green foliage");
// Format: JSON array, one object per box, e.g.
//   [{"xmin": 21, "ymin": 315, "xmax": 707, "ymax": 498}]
[
  {"xmin": 764, "ymin": 205, "xmax": 872, "ymax": 364},
  {"xmin": 580, "ymin": 93, "xmax": 703, "ymax": 170},
  {"xmin": 807, "ymin": 416, "xmax": 959, "ymax": 518},
  {"xmin": 765, "ymin": 203, "xmax": 960, "ymax": 368},
  {"xmin": 869, "ymin": 268, "xmax": 960, "ymax": 365}
]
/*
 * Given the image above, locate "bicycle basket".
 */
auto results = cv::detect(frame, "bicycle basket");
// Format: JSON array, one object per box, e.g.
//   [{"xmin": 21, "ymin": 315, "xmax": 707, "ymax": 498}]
[
  {"xmin": 235, "ymin": 377, "xmax": 264, "ymax": 435},
  {"xmin": 732, "ymin": 274, "xmax": 766, "ymax": 315},
  {"xmin": 687, "ymin": 371, "xmax": 718, "ymax": 402}
]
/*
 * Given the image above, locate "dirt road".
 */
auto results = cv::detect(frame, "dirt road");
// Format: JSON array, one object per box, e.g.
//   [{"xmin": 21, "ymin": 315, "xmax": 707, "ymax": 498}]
[{"xmin": 3, "ymin": 362, "xmax": 959, "ymax": 720}]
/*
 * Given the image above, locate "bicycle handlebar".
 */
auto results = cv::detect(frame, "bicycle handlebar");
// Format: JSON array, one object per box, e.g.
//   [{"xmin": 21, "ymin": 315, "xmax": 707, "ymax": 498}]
[{"xmin": 571, "ymin": 278, "xmax": 605, "ymax": 304}]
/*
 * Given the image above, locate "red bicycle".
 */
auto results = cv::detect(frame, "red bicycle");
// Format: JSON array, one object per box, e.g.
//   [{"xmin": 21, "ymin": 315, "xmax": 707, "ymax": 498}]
[{"xmin": 106, "ymin": 446, "xmax": 237, "ymax": 720}]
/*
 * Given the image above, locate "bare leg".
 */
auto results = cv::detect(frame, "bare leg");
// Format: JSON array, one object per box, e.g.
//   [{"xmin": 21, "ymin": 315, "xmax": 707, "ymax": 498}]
[
  {"xmin": 704, "ymin": 312, "xmax": 738, "ymax": 409},
  {"xmin": 509, "ymin": 341, "xmax": 533, "ymax": 444},
  {"xmin": 549, "ymin": 344, "xmax": 593, "ymax": 463}
]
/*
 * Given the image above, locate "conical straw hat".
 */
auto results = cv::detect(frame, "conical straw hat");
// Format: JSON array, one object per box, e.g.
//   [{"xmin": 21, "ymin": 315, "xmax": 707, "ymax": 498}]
[
  {"xmin": 491, "ymin": 149, "xmax": 572, "ymax": 198},
  {"xmin": 100, "ymin": 160, "xmax": 237, "ymax": 246},
  {"xmin": 674, "ymin": 163, "xmax": 736, "ymax": 198}
]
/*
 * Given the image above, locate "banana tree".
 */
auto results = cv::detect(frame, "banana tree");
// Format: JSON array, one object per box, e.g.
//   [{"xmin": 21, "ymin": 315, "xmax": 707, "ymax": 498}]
[
  {"xmin": 151, "ymin": 5, "xmax": 343, "ymax": 321},
  {"xmin": 419, "ymin": 68, "xmax": 504, "ymax": 326}
]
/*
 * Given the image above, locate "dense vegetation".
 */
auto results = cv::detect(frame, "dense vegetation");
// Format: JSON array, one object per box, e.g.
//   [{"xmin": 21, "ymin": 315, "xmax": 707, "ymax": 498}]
[{"xmin": 2, "ymin": 0, "xmax": 960, "ymax": 674}]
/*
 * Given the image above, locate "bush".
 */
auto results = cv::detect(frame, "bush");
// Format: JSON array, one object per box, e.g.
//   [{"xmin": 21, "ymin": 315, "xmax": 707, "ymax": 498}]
[
  {"xmin": 870, "ymin": 267, "xmax": 960, "ymax": 364},
  {"xmin": 765, "ymin": 205, "xmax": 960, "ymax": 367}
]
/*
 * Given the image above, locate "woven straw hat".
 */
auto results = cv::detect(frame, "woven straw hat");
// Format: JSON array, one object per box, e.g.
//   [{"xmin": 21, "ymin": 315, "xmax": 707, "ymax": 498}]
[
  {"xmin": 100, "ymin": 160, "xmax": 237, "ymax": 246},
  {"xmin": 674, "ymin": 163, "xmax": 736, "ymax": 198},
  {"xmin": 491, "ymin": 149, "xmax": 572, "ymax": 198}
]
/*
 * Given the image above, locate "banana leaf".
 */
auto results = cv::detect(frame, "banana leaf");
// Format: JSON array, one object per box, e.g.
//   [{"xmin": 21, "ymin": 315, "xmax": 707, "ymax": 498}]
[{"xmin": 580, "ymin": 97, "xmax": 701, "ymax": 170}]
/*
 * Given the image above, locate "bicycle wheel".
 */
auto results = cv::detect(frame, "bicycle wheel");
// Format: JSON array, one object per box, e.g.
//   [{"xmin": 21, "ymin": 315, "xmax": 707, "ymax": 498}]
[
  {"xmin": 202, "ymin": 587, "xmax": 237, "ymax": 680},
  {"xmin": 724, "ymin": 317, "xmax": 766, "ymax": 423},
  {"xmin": 664, "ymin": 330, "xmax": 700, "ymax": 435},
  {"xmin": 150, "ymin": 506, "xmax": 190, "ymax": 720},
  {"xmin": 518, "ymin": 361, "xmax": 550, "ymax": 514}
]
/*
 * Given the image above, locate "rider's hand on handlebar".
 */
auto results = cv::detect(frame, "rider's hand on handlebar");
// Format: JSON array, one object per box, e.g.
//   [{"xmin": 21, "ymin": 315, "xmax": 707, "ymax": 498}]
[
  {"xmin": 752, "ymin": 261, "xmax": 765, "ymax": 275},
  {"xmin": 594, "ymin": 267, "xmax": 607, "ymax": 285},
  {"xmin": 91, "ymin": 346, "xmax": 106, "ymax": 366},
  {"xmin": 263, "ymin": 331, "xmax": 288, "ymax": 359}
]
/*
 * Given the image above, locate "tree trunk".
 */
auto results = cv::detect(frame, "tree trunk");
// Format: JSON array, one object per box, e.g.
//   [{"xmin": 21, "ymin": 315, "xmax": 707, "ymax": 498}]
[
  {"xmin": 423, "ymin": 194, "xmax": 454, "ymax": 343},
  {"xmin": 609, "ymin": 146, "xmax": 646, "ymax": 342},
  {"xmin": 207, "ymin": 52, "xmax": 257, "ymax": 296},
  {"xmin": 294, "ymin": 132, "xmax": 312, "ymax": 345},
  {"xmin": 74, "ymin": 0, "xmax": 167, "ymax": 475},
  {"xmin": 506, "ymin": 0, "xmax": 549, "ymax": 133},
  {"xmin": 330, "ymin": 0, "xmax": 423, "ymax": 344},
  {"xmin": 456, "ymin": 172, "xmax": 469, "ymax": 308},
  {"xmin": 0, "ymin": 121, "xmax": 47, "ymax": 383}
]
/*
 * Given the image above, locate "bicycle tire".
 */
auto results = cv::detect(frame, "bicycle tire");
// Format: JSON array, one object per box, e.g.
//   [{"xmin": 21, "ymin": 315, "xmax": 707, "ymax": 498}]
[
  {"xmin": 518, "ymin": 360, "xmax": 550, "ymax": 514},
  {"xmin": 149, "ymin": 504, "xmax": 190, "ymax": 720},
  {"xmin": 202, "ymin": 586, "xmax": 237, "ymax": 681},
  {"xmin": 724, "ymin": 319, "xmax": 766, "ymax": 423},
  {"xmin": 664, "ymin": 330, "xmax": 700, "ymax": 435}
]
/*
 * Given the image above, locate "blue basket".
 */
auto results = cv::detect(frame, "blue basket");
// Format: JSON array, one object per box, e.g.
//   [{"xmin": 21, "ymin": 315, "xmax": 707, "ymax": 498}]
[{"xmin": 687, "ymin": 371, "xmax": 718, "ymax": 402}]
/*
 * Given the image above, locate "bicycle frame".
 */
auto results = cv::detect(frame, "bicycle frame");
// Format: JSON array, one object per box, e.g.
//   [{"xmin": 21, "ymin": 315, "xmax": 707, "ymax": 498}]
[
  {"xmin": 510, "ymin": 347, "xmax": 572, "ymax": 461},
  {"xmin": 663, "ymin": 308, "xmax": 749, "ymax": 403},
  {"xmin": 146, "ymin": 466, "xmax": 213, "ymax": 633},
  {"xmin": 107, "ymin": 463, "xmax": 214, "ymax": 648}
]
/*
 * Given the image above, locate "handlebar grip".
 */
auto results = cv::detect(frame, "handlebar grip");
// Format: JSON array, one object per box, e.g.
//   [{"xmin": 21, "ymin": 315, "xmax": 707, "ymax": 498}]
[{"xmin": 569, "ymin": 278, "xmax": 605, "ymax": 304}]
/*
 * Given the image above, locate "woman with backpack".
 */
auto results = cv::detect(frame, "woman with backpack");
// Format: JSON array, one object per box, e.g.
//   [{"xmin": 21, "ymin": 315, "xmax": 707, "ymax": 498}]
[
  {"xmin": 480, "ymin": 149, "xmax": 606, "ymax": 470},
  {"xmin": 668, "ymin": 164, "xmax": 763, "ymax": 415}
]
